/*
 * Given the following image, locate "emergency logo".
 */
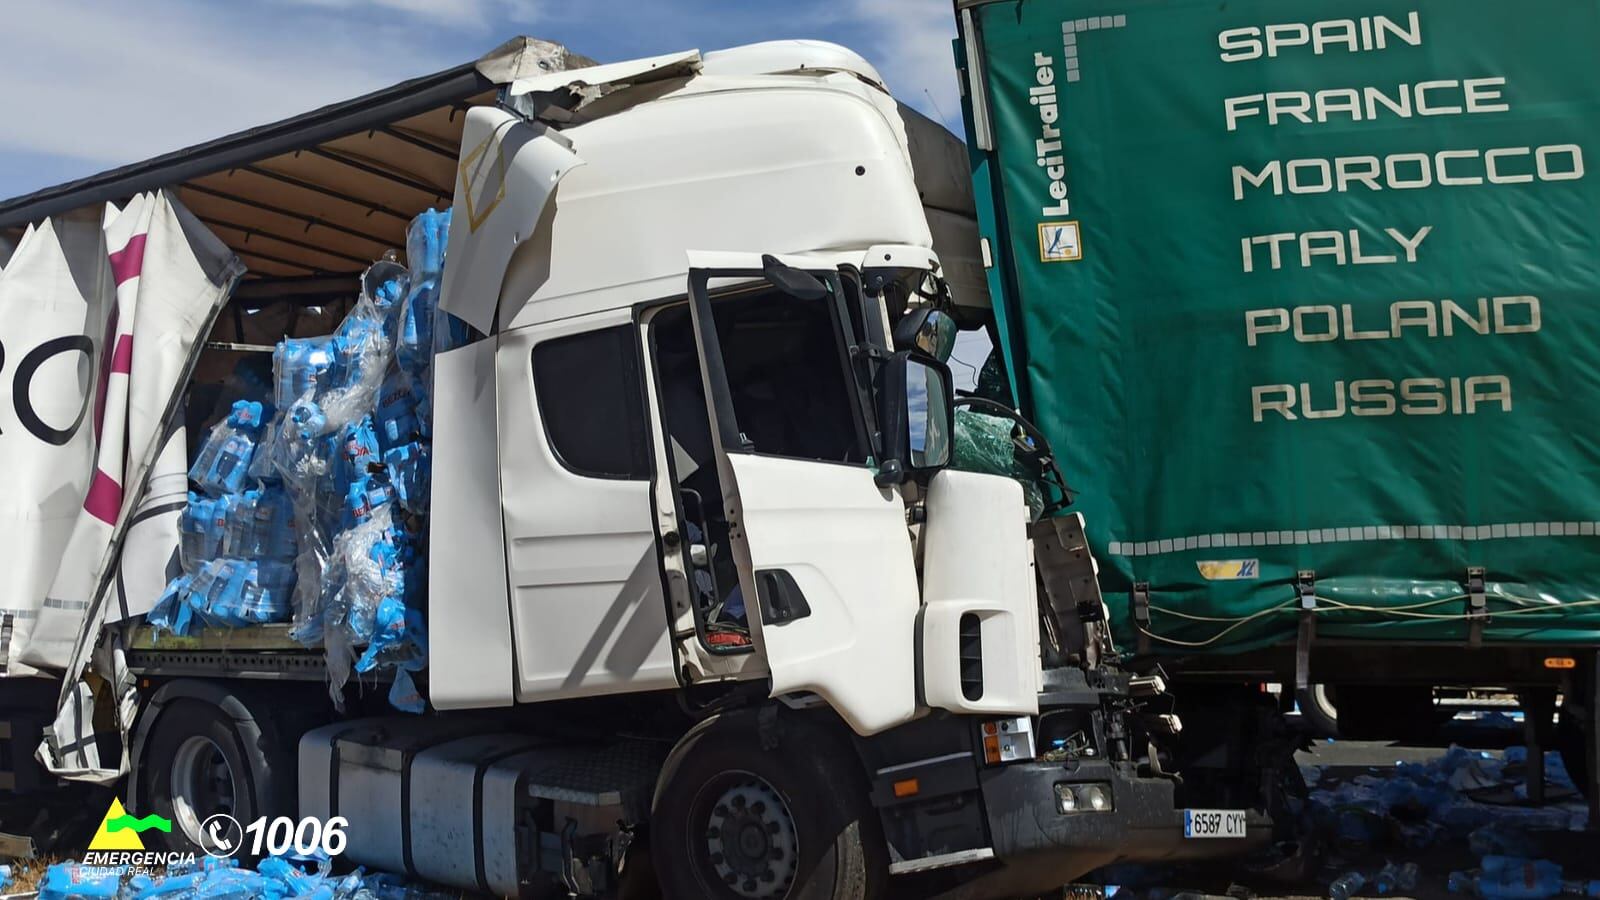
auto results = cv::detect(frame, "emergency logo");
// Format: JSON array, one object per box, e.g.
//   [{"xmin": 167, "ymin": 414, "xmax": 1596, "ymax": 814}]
[
  {"xmin": 1196, "ymin": 559, "xmax": 1259, "ymax": 580},
  {"xmin": 88, "ymin": 799, "xmax": 170, "ymax": 851},
  {"xmin": 83, "ymin": 799, "xmax": 193, "ymax": 870},
  {"xmin": 1038, "ymin": 221, "xmax": 1082, "ymax": 262}
]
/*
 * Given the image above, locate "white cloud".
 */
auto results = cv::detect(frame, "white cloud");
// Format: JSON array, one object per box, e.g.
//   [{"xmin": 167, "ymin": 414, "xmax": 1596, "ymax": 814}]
[
  {"xmin": 276, "ymin": 0, "xmax": 539, "ymax": 30},
  {"xmin": 0, "ymin": 0, "xmax": 965, "ymax": 199},
  {"xmin": 843, "ymin": 0, "xmax": 962, "ymax": 131},
  {"xmin": 0, "ymin": 1, "xmax": 493, "ymax": 185}
]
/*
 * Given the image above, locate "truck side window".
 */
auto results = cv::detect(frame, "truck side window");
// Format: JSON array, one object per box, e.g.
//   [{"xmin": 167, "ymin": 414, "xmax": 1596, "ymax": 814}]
[{"xmin": 532, "ymin": 325, "xmax": 651, "ymax": 480}]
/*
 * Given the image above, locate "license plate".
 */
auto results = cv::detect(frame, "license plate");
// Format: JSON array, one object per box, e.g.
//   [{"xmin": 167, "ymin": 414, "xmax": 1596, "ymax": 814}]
[{"xmin": 1183, "ymin": 809, "xmax": 1247, "ymax": 839}]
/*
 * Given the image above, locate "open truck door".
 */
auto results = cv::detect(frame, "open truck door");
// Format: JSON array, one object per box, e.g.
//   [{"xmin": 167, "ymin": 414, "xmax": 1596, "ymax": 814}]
[{"xmin": 671, "ymin": 254, "xmax": 924, "ymax": 734}]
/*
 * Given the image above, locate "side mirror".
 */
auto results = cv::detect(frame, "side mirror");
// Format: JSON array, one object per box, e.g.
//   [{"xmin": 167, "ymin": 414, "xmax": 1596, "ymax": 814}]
[
  {"xmin": 891, "ymin": 307, "xmax": 957, "ymax": 362},
  {"xmin": 875, "ymin": 351, "xmax": 953, "ymax": 485}
]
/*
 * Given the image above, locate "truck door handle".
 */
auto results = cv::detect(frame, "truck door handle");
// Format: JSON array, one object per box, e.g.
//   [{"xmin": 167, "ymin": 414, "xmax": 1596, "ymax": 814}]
[{"xmin": 755, "ymin": 569, "xmax": 811, "ymax": 624}]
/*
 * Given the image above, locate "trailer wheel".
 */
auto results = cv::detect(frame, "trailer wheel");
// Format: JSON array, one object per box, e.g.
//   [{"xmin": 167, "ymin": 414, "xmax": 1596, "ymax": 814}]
[
  {"xmin": 652, "ymin": 712, "xmax": 885, "ymax": 900},
  {"xmin": 1295, "ymin": 684, "xmax": 1339, "ymax": 738},
  {"xmin": 134, "ymin": 686, "xmax": 311, "ymax": 859}
]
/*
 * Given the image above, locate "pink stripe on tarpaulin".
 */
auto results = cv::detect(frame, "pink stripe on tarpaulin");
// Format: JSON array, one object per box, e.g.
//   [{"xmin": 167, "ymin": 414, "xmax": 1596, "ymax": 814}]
[
  {"xmin": 109, "ymin": 232, "xmax": 147, "ymax": 286},
  {"xmin": 109, "ymin": 334, "xmax": 134, "ymax": 375},
  {"xmin": 92, "ymin": 303, "xmax": 120, "ymax": 442},
  {"xmin": 83, "ymin": 469, "xmax": 124, "ymax": 525}
]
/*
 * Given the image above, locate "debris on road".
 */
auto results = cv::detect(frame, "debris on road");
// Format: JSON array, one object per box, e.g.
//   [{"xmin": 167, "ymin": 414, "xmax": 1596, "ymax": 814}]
[
  {"xmin": 1304, "ymin": 744, "xmax": 1591, "ymax": 898},
  {"xmin": 29, "ymin": 854, "xmax": 453, "ymax": 900}
]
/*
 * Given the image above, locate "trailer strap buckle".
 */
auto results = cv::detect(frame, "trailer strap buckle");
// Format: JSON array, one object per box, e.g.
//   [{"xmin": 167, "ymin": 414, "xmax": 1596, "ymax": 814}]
[
  {"xmin": 1466, "ymin": 566, "xmax": 1488, "ymax": 648},
  {"xmin": 1295, "ymin": 571, "xmax": 1317, "ymax": 692},
  {"xmin": 1132, "ymin": 583, "xmax": 1151, "ymax": 655}
]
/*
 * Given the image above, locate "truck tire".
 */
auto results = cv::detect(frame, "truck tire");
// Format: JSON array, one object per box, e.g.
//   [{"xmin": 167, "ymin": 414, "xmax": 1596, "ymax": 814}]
[
  {"xmin": 1295, "ymin": 684, "xmax": 1339, "ymax": 738},
  {"xmin": 651, "ymin": 711, "xmax": 886, "ymax": 900},
  {"xmin": 133, "ymin": 683, "xmax": 318, "ymax": 858},
  {"xmin": 1335, "ymin": 685, "xmax": 1441, "ymax": 742}
]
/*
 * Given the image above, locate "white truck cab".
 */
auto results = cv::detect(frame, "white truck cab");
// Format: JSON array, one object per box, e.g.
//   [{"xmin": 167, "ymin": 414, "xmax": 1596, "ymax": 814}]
[
  {"xmin": 0, "ymin": 39, "xmax": 1256, "ymax": 900},
  {"xmin": 425, "ymin": 48, "xmax": 1037, "ymax": 736}
]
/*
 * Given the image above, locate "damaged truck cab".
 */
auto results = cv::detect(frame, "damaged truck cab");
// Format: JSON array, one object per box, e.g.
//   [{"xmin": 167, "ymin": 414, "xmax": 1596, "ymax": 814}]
[
  {"xmin": 350, "ymin": 44, "xmax": 1249, "ymax": 898},
  {"xmin": 0, "ymin": 39, "xmax": 1267, "ymax": 900}
]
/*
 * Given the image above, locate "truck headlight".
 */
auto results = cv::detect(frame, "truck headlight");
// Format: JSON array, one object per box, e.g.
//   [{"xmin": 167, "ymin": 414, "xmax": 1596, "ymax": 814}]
[{"xmin": 1054, "ymin": 782, "xmax": 1114, "ymax": 814}]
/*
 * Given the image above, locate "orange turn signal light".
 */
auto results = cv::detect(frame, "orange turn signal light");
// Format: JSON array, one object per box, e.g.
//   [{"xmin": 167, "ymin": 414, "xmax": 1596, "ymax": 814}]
[
  {"xmin": 1545, "ymin": 656, "xmax": 1577, "ymax": 670},
  {"xmin": 892, "ymin": 778, "xmax": 920, "ymax": 798}
]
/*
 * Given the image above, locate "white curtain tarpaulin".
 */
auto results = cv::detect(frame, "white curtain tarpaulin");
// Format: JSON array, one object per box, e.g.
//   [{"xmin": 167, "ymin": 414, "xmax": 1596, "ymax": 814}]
[
  {"xmin": 0, "ymin": 207, "xmax": 114, "ymax": 678},
  {"xmin": 0, "ymin": 191, "xmax": 242, "ymax": 782}
]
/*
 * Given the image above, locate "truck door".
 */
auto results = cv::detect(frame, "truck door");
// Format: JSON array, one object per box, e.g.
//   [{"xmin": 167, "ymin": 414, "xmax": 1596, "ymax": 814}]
[
  {"xmin": 495, "ymin": 311, "xmax": 678, "ymax": 701},
  {"xmin": 675, "ymin": 256, "xmax": 922, "ymax": 735}
]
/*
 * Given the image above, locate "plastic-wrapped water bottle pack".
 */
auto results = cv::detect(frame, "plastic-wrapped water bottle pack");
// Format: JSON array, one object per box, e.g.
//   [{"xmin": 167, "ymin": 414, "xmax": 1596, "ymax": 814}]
[
  {"xmin": 154, "ymin": 397, "xmax": 296, "ymax": 634},
  {"xmin": 150, "ymin": 209, "xmax": 457, "ymax": 714}
]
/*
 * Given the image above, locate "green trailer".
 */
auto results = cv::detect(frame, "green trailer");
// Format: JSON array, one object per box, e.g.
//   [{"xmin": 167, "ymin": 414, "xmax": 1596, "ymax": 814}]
[{"xmin": 954, "ymin": 0, "xmax": 1600, "ymax": 774}]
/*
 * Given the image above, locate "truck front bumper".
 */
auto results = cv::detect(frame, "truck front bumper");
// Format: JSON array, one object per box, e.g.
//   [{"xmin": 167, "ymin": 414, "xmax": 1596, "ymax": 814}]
[{"xmin": 954, "ymin": 758, "xmax": 1271, "ymax": 899}]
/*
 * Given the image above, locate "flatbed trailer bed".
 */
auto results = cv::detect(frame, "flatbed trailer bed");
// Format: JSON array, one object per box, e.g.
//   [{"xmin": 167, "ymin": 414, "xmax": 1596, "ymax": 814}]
[{"xmin": 125, "ymin": 624, "xmax": 368, "ymax": 682}]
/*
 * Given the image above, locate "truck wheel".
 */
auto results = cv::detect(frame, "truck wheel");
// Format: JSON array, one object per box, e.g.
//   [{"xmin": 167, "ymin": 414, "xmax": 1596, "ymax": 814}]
[
  {"xmin": 134, "ymin": 689, "xmax": 305, "ymax": 858},
  {"xmin": 652, "ymin": 712, "xmax": 885, "ymax": 900},
  {"xmin": 1295, "ymin": 684, "xmax": 1339, "ymax": 738}
]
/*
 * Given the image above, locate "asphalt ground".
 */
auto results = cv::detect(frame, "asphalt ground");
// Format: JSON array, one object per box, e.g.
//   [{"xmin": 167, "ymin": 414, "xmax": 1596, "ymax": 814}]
[
  {"xmin": 2, "ymin": 715, "xmax": 1592, "ymax": 899},
  {"xmin": 1089, "ymin": 715, "xmax": 1596, "ymax": 900}
]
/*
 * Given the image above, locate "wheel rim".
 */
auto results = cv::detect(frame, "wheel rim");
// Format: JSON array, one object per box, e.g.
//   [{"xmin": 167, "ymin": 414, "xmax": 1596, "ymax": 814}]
[
  {"xmin": 169, "ymin": 735, "xmax": 239, "ymax": 847},
  {"xmin": 692, "ymin": 772, "xmax": 800, "ymax": 899},
  {"xmin": 1311, "ymin": 684, "xmax": 1337, "ymax": 721}
]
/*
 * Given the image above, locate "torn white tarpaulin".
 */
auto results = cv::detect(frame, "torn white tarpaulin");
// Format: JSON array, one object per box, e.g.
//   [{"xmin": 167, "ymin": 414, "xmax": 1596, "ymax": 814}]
[
  {"xmin": 23, "ymin": 192, "xmax": 241, "ymax": 783},
  {"xmin": 0, "ymin": 207, "xmax": 115, "ymax": 679},
  {"xmin": 22, "ymin": 192, "xmax": 240, "ymax": 671}
]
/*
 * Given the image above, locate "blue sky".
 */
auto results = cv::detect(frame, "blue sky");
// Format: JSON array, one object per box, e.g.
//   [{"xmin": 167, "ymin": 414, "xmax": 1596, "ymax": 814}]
[{"xmin": 0, "ymin": 0, "xmax": 962, "ymax": 201}]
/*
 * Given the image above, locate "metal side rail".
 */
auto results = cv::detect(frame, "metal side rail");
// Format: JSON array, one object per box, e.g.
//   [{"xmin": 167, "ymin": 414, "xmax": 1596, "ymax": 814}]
[{"xmin": 125, "ymin": 624, "xmax": 374, "ymax": 681}]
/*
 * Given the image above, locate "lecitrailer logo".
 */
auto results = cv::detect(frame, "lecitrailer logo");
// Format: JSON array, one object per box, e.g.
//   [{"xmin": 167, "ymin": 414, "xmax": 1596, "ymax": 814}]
[{"xmin": 82, "ymin": 798, "xmax": 197, "ymax": 870}]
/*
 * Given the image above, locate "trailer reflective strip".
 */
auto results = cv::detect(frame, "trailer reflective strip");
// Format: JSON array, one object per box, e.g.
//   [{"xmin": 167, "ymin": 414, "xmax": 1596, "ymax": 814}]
[
  {"xmin": 1106, "ymin": 521, "xmax": 1600, "ymax": 557},
  {"xmin": 875, "ymin": 751, "xmax": 973, "ymax": 776}
]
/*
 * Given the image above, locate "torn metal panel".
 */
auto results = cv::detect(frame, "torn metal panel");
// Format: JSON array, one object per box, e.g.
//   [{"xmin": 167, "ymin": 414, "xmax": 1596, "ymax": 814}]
[
  {"xmin": 438, "ymin": 107, "xmax": 584, "ymax": 333},
  {"xmin": 506, "ymin": 50, "xmax": 702, "ymax": 98}
]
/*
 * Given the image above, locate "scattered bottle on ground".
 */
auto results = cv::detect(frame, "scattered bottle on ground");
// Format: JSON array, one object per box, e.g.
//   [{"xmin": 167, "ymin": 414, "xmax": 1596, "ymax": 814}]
[
  {"xmin": 1476, "ymin": 857, "xmax": 1564, "ymax": 900},
  {"xmin": 1329, "ymin": 871, "xmax": 1367, "ymax": 900},
  {"xmin": 1375, "ymin": 861, "xmax": 1420, "ymax": 894}
]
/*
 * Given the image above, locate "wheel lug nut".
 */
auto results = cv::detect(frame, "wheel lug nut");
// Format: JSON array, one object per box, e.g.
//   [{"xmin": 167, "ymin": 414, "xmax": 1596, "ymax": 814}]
[
  {"xmin": 761, "ymin": 871, "xmax": 776, "ymax": 882},
  {"xmin": 706, "ymin": 826, "xmax": 720, "ymax": 839},
  {"xmin": 770, "ymin": 848, "xmax": 784, "ymax": 861},
  {"xmin": 725, "ymin": 872, "xmax": 737, "ymax": 884},
  {"xmin": 732, "ymin": 795, "xmax": 746, "ymax": 808},
  {"xmin": 751, "ymin": 801, "xmax": 766, "ymax": 814}
]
